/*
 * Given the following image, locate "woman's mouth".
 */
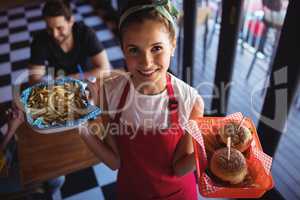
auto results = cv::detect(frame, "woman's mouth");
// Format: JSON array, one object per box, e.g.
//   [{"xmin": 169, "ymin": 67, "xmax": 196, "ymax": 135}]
[{"xmin": 138, "ymin": 69, "xmax": 158, "ymax": 77}]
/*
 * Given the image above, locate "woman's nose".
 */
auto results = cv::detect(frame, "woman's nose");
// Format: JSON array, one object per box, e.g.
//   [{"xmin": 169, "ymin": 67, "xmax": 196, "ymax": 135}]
[{"xmin": 140, "ymin": 53, "xmax": 152, "ymax": 68}]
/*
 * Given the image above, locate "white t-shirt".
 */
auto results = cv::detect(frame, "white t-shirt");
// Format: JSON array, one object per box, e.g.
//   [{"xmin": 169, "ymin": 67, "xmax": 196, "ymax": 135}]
[{"xmin": 103, "ymin": 73, "xmax": 202, "ymax": 129}]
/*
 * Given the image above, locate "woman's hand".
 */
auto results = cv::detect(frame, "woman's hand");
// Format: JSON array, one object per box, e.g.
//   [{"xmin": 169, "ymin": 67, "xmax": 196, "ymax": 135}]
[{"xmin": 172, "ymin": 96, "xmax": 204, "ymax": 176}]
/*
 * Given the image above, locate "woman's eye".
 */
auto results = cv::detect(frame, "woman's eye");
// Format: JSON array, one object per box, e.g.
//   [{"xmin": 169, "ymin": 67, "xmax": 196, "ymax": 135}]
[
  {"xmin": 151, "ymin": 46, "xmax": 162, "ymax": 53},
  {"xmin": 128, "ymin": 47, "xmax": 139, "ymax": 55}
]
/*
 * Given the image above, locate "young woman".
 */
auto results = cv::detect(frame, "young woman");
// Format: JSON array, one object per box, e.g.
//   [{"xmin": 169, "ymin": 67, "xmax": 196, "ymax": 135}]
[{"xmin": 80, "ymin": 1, "xmax": 204, "ymax": 199}]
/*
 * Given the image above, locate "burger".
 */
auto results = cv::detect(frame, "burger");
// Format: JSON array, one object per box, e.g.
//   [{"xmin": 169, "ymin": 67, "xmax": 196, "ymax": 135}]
[
  {"xmin": 210, "ymin": 148, "xmax": 248, "ymax": 184},
  {"xmin": 218, "ymin": 123, "xmax": 253, "ymax": 152}
]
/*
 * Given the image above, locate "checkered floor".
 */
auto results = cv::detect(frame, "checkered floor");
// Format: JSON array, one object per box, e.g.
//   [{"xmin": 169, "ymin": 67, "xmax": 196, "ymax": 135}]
[
  {"xmin": 0, "ymin": 0, "xmax": 123, "ymax": 199},
  {"xmin": 58, "ymin": 163, "xmax": 118, "ymax": 200}
]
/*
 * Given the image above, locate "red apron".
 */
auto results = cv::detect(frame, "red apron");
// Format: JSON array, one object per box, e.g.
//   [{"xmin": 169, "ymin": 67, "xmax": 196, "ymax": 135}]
[{"xmin": 113, "ymin": 75, "xmax": 197, "ymax": 200}]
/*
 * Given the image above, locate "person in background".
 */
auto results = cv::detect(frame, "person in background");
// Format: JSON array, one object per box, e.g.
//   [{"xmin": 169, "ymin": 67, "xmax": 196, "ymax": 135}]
[
  {"xmin": 2, "ymin": 0, "xmax": 111, "ymax": 197},
  {"xmin": 0, "ymin": 107, "xmax": 23, "ymax": 153},
  {"xmin": 80, "ymin": 0, "xmax": 204, "ymax": 199},
  {"xmin": 29, "ymin": 0, "xmax": 111, "ymax": 84},
  {"xmin": 3, "ymin": 0, "xmax": 111, "ymax": 147}
]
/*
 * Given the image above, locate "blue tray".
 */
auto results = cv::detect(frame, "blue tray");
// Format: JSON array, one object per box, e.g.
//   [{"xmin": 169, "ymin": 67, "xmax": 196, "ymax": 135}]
[{"xmin": 20, "ymin": 77, "xmax": 101, "ymax": 134}]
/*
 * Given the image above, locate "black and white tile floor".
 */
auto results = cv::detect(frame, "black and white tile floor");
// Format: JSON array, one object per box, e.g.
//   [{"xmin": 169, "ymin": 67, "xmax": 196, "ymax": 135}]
[
  {"xmin": 58, "ymin": 164, "xmax": 118, "ymax": 200},
  {"xmin": 0, "ymin": 1, "xmax": 123, "ymax": 199}
]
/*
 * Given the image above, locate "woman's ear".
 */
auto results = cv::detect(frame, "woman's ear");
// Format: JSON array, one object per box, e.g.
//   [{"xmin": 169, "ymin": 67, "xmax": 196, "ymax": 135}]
[
  {"xmin": 172, "ymin": 38, "xmax": 177, "ymax": 49},
  {"xmin": 171, "ymin": 49, "xmax": 175, "ymax": 57},
  {"xmin": 171, "ymin": 38, "xmax": 177, "ymax": 56}
]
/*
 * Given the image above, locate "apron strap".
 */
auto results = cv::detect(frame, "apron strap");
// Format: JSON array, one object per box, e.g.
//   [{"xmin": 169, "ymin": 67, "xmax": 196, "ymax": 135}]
[
  {"xmin": 114, "ymin": 81, "xmax": 130, "ymax": 122},
  {"xmin": 166, "ymin": 74, "xmax": 179, "ymax": 125}
]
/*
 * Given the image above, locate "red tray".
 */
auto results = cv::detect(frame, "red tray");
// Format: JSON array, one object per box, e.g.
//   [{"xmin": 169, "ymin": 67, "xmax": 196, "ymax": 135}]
[{"xmin": 187, "ymin": 113, "xmax": 274, "ymax": 198}]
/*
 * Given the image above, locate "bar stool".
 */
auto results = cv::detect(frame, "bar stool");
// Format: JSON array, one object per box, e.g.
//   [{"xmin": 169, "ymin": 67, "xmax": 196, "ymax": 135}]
[{"xmin": 245, "ymin": 4, "xmax": 286, "ymax": 95}]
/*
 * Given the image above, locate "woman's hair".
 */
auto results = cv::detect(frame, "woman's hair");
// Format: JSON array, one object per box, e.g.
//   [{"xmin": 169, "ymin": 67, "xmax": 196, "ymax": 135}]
[
  {"xmin": 42, "ymin": 0, "xmax": 72, "ymax": 21},
  {"xmin": 119, "ymin": 0, "xmax": 179, "ymax": 42}
]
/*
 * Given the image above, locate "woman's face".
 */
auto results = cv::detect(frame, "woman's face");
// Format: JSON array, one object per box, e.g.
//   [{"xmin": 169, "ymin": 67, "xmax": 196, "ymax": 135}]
[{"xmin": 122, "ymin": 19, "xmax": 175, "ymax": 92}]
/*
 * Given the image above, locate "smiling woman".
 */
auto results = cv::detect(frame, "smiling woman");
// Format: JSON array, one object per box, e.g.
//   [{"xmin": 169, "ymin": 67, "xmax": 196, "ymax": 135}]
[
  {"xmin": 118, "ymin": 0, "xmax": 178, "ymax": 95},
  {"xmin": 79, "ymin": 0, "xmax": 205, "ymax": 200},
  {"xmin": 122, "ymin": 19, "xmax": 175, "ymax": 95}
]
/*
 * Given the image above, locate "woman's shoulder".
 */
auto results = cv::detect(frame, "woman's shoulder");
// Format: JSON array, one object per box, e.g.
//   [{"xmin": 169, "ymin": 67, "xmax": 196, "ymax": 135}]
[
  {"xmin": 170, "ymin": 73, "xmax": 198, "ymax": 96},
  {"xmin": 103, "ymin": 73, "xmax": 130, "ymax": 93}
]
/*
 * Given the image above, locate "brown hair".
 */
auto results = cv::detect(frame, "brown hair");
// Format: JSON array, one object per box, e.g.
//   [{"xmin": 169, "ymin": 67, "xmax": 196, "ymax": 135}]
[
  {"xmin": 42, "ymin": 0, "xmax": 72, "ymax": 21},
  {"xmin": 119, "ymin": 0, "xmax": 178, "ymax": 43}
]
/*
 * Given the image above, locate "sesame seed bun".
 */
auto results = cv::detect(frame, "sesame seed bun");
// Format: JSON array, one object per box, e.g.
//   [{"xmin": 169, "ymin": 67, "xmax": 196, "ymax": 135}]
[
  {"xmin": 210, "ymin": 148, "xmax": 248, "ymax": 184},
  {"xmin": 219, "ymin": 124, "xmax": 253, "ymax": 152}
]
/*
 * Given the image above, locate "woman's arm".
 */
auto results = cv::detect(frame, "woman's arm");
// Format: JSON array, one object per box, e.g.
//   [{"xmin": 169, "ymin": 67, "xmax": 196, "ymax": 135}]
[
  {"xmin": 80, "ymin": 117, "xmax": 120, "ymax": 170},
  {"xmin": 172, "ymin": 96, "xmax": 204, "ymax": 176},
  {"xmin": 79, "ymin": 85, "xmax": 120, "ymax": 170}
]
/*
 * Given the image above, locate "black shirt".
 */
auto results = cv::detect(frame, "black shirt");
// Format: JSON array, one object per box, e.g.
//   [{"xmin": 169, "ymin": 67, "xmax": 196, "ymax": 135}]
[{"xmin": 29, "ymin": 22, "xmax": 104, "ymax": 76}]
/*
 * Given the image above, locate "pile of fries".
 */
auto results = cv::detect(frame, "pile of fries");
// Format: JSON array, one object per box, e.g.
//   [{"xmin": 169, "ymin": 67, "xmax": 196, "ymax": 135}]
[{"xmin": 27, "ymin": 82, "xmax": 89, "ymax": 126}]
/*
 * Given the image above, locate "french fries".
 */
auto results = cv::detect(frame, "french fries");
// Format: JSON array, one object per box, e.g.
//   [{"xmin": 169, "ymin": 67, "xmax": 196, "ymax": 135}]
[{"xmin": 27, "ymin": 82, "xmax": 89, "ymax": 126}]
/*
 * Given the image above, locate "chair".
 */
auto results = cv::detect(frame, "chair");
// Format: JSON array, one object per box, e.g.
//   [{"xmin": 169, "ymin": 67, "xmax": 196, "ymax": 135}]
[{"xmin": 245, "ymin": 2, "xmax": 286, "ymax": 96}]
